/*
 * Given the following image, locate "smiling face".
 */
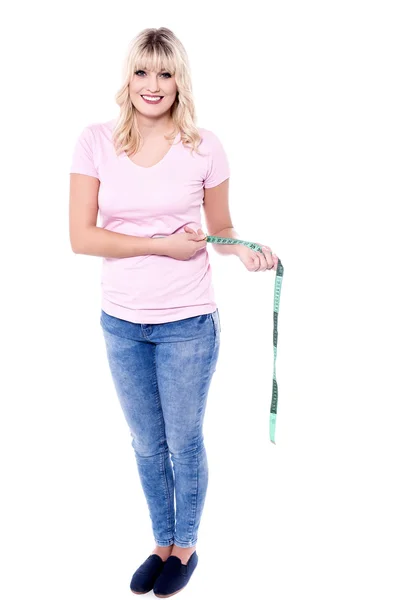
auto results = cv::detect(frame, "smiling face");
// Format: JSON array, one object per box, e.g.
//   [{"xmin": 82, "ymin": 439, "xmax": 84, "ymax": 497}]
[{"xmin": 129, "ymin": 67, "xmax": 178, "ymax": 118}]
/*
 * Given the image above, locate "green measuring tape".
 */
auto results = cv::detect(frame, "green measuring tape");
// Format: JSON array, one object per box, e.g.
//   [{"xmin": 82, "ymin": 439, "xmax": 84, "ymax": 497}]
[{"xmin": 204, "ymin": 234, "xmax": 284, "ymax": 444}]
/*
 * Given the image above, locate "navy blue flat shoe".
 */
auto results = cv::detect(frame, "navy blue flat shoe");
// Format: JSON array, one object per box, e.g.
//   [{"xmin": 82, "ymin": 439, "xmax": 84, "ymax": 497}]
[
  {"xmin": 130, "ymin": 554, "xmax": 166, "ymax": 595},
  {"xmin": 153, "ymin": 551, "xmax": 199, "ymax": 598}
]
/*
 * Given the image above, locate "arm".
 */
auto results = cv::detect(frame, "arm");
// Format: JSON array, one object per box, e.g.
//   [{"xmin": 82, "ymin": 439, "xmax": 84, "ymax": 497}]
[
  {"xmin": 203, "ymin": 178, "xmax": 241, "ymax": 256},
  {"xmin": 69, "ymin": 173, "xmax": 164, "ymax": 258}
]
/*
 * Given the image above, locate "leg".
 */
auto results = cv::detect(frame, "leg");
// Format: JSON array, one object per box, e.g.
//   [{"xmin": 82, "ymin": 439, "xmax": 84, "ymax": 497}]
[
  {"xmin": 154, "ymin": 310, "xmax": 221, "ymax": 561},
  {"xmin": 100, "ymin": 310, "xmax": 175, "ymax": 548}
]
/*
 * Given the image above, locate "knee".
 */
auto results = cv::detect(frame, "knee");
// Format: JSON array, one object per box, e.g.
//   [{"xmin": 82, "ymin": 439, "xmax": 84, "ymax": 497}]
[
  {"xmin": 168, "ymin": 436, "xmax": 205, "ymax": 461},
  {"xmin": 131, "ymin": 434, "xmax": 169, "ymax": 458}
]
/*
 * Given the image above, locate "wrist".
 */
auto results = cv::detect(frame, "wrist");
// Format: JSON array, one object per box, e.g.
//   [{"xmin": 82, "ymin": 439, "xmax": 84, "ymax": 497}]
[
  {"xmin": 210, "ymin": 229, "xmax": 242, "ymax": 256},
  {"xmin": 150, "ymin": 237, "xmax": 168, "ymax": 256},
  {"xmin": 212, "ymin": 240, "xmax": 242, "ymax": 256}
]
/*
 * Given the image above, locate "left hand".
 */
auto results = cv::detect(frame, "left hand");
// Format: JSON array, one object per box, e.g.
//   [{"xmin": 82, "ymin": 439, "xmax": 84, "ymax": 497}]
[
  {"xmin": 184, "ymin": 227, "xmax": 278, "ymax": 271},
  {"xmin": 183, "ymin": 225, "xmax": 207, "ymax": 240},
  {"xmin": 237, "ymin": 244, "xmax": 279, "ymax": 272}
]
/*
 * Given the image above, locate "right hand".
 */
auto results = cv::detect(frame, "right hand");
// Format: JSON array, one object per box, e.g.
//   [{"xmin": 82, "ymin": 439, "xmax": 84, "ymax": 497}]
[{"xmin": 162, "ymin": 227, "xmax": 207, "ymax": 260}]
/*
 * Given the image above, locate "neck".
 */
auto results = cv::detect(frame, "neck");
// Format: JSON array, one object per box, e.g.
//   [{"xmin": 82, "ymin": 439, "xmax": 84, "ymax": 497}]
[{"xmin": 136, "ymin": 114, "xmax": 175, "ymax": 139}]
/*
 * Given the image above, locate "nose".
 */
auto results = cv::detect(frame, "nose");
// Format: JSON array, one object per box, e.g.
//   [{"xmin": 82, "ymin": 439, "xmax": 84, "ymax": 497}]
[{"xmin": 147, "ymin": 73, "xmax": 160, "ymax": 93}]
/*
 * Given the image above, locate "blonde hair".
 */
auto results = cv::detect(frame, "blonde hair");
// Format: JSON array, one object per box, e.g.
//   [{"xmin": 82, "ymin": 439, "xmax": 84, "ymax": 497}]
[{"xmin": 112, "ymin": 27, "xmax": 203, "ymax": 158}]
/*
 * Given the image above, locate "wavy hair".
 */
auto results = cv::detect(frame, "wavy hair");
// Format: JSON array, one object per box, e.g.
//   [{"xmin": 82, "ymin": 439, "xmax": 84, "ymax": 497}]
[{"xmin": 112, "ymin": 27, "xmax": 204, "ymax": 158}]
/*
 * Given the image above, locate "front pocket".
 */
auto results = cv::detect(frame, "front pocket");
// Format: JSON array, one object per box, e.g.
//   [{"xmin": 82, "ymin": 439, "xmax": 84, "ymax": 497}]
[
  {"xmin": 216, "ymin": 308, "xmax": 221, "ymax": 332},
  {"xmin": 211, "ymin": 310, "xmax": 221, "ymax": 336}
]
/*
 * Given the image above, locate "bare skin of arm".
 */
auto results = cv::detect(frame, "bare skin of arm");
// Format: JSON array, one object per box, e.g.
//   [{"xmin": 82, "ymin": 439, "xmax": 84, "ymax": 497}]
[
  {"xmin": 69, "ymin": 173, "xmax": 165, "ymax": 258},
  {"xmin": 69, "ymin": 173, "xmax": 208, "ymax": 260}
]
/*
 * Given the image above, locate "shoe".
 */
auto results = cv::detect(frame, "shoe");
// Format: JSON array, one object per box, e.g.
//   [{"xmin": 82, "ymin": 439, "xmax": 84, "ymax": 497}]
[
  {"xmin": 130, "ymin": 553, "xmax": 166, "ymax": 595},
  {"xmin": 153, "ymin": 551, "xmax": 199, "ymax": 598}
]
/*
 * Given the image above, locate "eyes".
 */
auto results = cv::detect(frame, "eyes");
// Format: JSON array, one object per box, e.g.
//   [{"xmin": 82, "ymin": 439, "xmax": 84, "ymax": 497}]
[{"xmin": 134, "ymin": 70, "xmax": 172, "ymax": 78}]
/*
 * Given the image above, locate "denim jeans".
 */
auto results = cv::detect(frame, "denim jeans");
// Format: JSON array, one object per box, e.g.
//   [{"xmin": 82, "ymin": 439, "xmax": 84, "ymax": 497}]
[{"xmin": 99, "ymin": 308, "xmax": 221, "ymax": 548}]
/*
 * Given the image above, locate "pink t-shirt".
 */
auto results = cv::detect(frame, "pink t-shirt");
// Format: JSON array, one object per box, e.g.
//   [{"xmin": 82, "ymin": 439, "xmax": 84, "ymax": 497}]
[{"xmin": 69, "ymin": 118, "xmax": 230, "ymax": 324}]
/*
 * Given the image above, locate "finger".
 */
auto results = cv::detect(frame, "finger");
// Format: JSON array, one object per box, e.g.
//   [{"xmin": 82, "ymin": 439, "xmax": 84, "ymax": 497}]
[
  {"xmin": 262, "ymin": 246, "xmax": 274, "ymax": 270},
  {"xmin": 259, "ymin": 253, "xmax": 266, "ymax": 271},
  {"xmin": 254, "ymin": 251, "xmax": 267, "ymax": 271},
  {"xmin": 253, "ymin": 252, "xmax": 261, "ymax": 272}
]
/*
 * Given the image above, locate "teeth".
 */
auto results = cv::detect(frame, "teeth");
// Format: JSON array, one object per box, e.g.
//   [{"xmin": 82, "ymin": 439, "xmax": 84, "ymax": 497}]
[{"xmin": 142, "ymin": 95, "xmax": 162, "ymax": 101}]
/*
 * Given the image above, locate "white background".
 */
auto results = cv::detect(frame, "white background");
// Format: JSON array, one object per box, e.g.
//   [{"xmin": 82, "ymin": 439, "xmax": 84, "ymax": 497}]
[{"xmin": 1, "ymin": 1, "xmax": 399, "ymax": 598}]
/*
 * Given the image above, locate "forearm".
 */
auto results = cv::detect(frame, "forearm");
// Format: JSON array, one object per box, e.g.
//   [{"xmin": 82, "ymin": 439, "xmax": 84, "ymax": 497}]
[
  {"xmin": 71, "ymin": 226, "xmax": 164, "ymax": 258},
  {"xmin": 208, "ymin": 227, "xmax": 241, "ymax": 256}
]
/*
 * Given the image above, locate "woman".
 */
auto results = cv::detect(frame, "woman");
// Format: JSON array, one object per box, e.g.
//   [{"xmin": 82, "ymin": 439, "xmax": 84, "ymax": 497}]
[{"xmin": 69, "ymin": 27, "xmax": 277, "ymax": 597}]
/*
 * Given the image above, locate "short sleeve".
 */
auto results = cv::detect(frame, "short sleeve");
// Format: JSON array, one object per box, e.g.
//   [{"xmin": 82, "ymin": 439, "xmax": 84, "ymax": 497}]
[
  {"xmin": 70, "ymin": 126, "xmax": 99, "ymax": 178},
  {"xmin": 203, "ymin": 131, "xmax": 230, "ymax": 189}
]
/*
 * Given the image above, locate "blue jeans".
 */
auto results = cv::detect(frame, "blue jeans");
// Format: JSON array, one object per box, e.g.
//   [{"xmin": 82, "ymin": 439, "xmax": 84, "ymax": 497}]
[{"xmin": 99, "ymin": 308, "xmax": 221, "ymax": 548}]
